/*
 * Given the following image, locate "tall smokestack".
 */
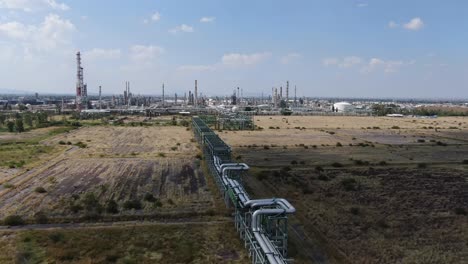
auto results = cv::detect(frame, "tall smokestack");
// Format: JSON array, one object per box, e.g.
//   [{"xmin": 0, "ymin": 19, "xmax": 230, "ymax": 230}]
[
  {"xmin": 286, "ymin": 81, "xmax": 289, "ymax": 104},
  {"xmin": 194, "ymin": 80, "xmax": 198, "ymax": 108},
  {"xmin": 294, "ymin": 85, "xmax": 297, "ymax": 106},
  {"xmin": 76, "ymin": 51, "xmax": 83, "ymax": 110},
  {"xmin": 274, "ymin": 88, "xmax": 278, "ymax": 108},
  {"xmin": 162, "ymin": 83, "xmax": 165, "ymax": 107},
  {"xmin": 279, "ymin": 86, "xmax": 283, "ymax": 100},
  {"xmin": 99, "ymin": 86, "xmax": 102, "ymax": 110}
]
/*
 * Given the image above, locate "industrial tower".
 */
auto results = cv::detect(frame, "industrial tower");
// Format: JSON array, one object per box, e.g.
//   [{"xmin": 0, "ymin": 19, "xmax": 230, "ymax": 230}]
[{"xmin": 75, "ymin": 51, "xmax": 87, "ymax": 110}]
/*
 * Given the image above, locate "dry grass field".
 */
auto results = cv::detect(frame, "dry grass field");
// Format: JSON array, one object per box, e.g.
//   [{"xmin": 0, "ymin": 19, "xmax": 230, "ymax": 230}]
[
  {"xmin": 0, "ymin": 221, "xmax": 248, "ymax": 263},
  {"xmin": 0, "ymin": 124, "xmax": 213, "ymax": 223},
  {"xmin": 222, "ymin": 116, "xmax": 468, "ymax": 263}
]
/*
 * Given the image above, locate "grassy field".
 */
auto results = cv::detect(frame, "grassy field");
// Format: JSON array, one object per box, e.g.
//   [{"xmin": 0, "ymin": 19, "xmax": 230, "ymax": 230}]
[
  {"xmin": 222, "ymin": 116, "xmax": 468, "ymax": 263},
  {"xmin": 0, "ymin": 221, "xmax": 248, "ymax": 263}
]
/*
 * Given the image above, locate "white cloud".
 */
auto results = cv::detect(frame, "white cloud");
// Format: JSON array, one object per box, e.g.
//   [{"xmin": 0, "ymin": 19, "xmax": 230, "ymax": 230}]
[
  {"xmin": 323, "ymin": 57, "xmax": 338, "ymax": 66},
  {"xmin": 0, "ymin": 13, "xmax": 75, "ymax": 51},
  {"xmin": 129, "ymin": 45, "xmax": 164, "ymax": 61},
  {"xmin": 0, "ymin": 0, "xmax": 69, "ymax": 12},
  {"xmin": 339, "ymin": 56, "xmax": 362, "ymax": 68},
  {"xmin": 84, "ymin": 48, "xmax": 121, "ymax": 60},
  {"xmin": 200, "ymin": 17, "xmax": 215, "ymax": 23},
  {"xmin": 280, "ymin": 53, "xmax": 301, "ymax": 64},
  {"xmin": 178, "ymin": 64, "xmax": 216, "ymax": 72},
  {"xmin": 388, "ymin": 21, "xmax": 398, "ymax": 28},
  {"xmin": 403, "ymin": 17, "xmax": 424, "ymax": 31},
  {"xmin": 222, "ymin": 52, "xmax": 271, "ymax": 66},
  {"xmin": 362, "ymin": 58, "xmax": 412, "ymax": 73},
  {"xmin": 169, "ymin": 24, "xmax": 194, "ymax": 34},
  {"xmin": 322, "ymin": 56, "xmax": 362, "ymax": 68},
  {"xmin": 151, "ymin": 12, "xmax": 160, "ymax": 22},
  {"xmin": 357, "ymin": 3, "xmax": 368, "ymax": 7}
]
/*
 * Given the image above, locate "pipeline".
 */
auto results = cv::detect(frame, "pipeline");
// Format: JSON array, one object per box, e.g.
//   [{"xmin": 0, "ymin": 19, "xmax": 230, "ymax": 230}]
[{"xmin": 192, "ymin": 116, "xmax": 296, "ymax": 264}]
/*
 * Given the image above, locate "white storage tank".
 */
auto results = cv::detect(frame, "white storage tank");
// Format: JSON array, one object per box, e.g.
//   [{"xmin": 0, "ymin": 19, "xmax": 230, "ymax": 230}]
[{"xmin": 333, "ymin": 102, "xmax": 354, "ymax": 112}]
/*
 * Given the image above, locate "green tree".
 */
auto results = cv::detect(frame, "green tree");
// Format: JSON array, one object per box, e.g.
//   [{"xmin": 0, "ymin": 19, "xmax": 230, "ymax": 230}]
[
  {"xmin": 15, "ymin": 118, "xmax": 25, "ymax": 133},
  {"xmin": 7, "ymin": 121, "xmax": 14, "ymax": 132},
  {"xmin": 23, "ymin": 113, "xmax": 33, "ymax": 127},
  {"xmin": 0, "ymin": 114, "xmax": 6, "ymax": 126}
]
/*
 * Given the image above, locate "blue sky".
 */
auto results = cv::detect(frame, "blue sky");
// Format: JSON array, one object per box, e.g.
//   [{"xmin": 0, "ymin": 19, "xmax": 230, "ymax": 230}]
[{"xmin": 0, "ymin": 0, "xmax": 467, "ymax": 99}]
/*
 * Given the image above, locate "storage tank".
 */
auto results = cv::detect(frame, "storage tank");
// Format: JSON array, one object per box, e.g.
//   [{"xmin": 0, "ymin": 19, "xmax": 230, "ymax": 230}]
[{"xmin": 333, "ymin": 102, "xmax": 354, "ymax": 112}]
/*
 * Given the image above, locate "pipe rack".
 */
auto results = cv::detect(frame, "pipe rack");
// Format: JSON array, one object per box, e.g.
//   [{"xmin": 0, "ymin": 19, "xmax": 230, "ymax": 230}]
[{"xmin": 192, "ymin": 116, "xmax": 295, "ymax": 264}]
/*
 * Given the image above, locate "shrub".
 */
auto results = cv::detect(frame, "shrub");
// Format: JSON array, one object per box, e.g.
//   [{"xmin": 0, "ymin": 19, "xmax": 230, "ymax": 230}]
[
  {"xmin": 417, "ymin": 139, "xmax": 425, "ymax": 143},
  {"xmin": 106, "ymin": 200, "xmax": 119, "ymax": 214},
  {"xmin": 3, "ymin": 183, "xmax": 14, "ymax": 188},
  {"xmin": 34, "ymin": 187, "xmax": 47, "ymax": 193},
  {"xmin": 263, "ymin": 145, "xmax": 270, "ymax": 150},
  {"xmin": 70, "ymin": 204, "xmax": 83, "ymax": 213},
  {"xmin": 255, "ymin": 171, "xmax": 269, "ymax": 181},
  {"xmin": 417, "ymin": 163, "xmax": 427, "ymax": 169},
  {"xmin": 315, "ymin": 165, "xmax": 324, "ymax": 172},
  {"xmin": 49, "ymin": 232, "xmax": 64, "ymax": 243},
  {"xmin": 341, "ymin": 178, "xmax": 357, "ymax": 191},
  {"xmin": 454, "ymin": 208, "xmax": 467, "ymax": 215},
  {"xmin": 34, "ymin": 211, "xmax": 48, "ymax": 224},
  {"xmin": 391, "ymin": 126, "xmax": 400, "ymax": 129},
  {"xmin": 290, "ymin": 160, "xmax": 298, "ymax": 165},
  {"xmin": 462, "ymin": 160, "xmax": 468, "ymax": 164},
  {"xmin": 436, "ymin": 141, "xmax": 447, "ymax": 146},
  {"xmin": 58, "ymin": 140, "xmax": 66, "ymax": 145},
  {"xmin": 4, "ymin": 215, "xmax": 25, "ymax": 226},
  {"xmin": 318, "ymin": 175, "xmax": 329, "ymax": 181},
  {"xmin": 158, "ymin": 152, "xmax": 166, "ymax": 157},
  {"xmin": 123, "ymin": 199, "xmax": 142, "ymax": 210},
  {"xmin": 354, "ymin": 160, "xmax": 369, "ymax": 166},
  {"xmin": 350, "ymin": 207, "xmax": 360, "ymax": 215},
  {"xmin": 144, "ymin": 193, "xmax": 156, "ymax": 202},
  {"xmin": 331, "ymin": 162, "xmax": 343, "ymax": 168},
  {"xmin": 171, "ymin": 146, "xmax": 177, "ymax": 151},
  {"xmin": 74, "ymin": 141, "xmax": 87, "ymax": 148},
  {"xmin": 336, "ymin": 142, "xmax": 342, "ymax": 147},
  {"xmin": 378, "ymin": 161, "xmax": 387, "ymax": 166},
  {"xmin": 235, "ymin": 155, "xmax": 242, "ymax": 160}
]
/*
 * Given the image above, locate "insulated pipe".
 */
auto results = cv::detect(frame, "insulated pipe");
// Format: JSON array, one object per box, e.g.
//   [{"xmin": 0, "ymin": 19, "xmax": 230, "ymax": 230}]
[{"xmin": 252, "ymin": 208, "xmax": 288, "ymax": 264}]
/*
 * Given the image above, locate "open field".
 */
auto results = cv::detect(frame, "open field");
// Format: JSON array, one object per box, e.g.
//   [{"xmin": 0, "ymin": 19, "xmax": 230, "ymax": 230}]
[
  {"xmin": 221, "ymin": 116, "xmax": 468, "ymax": 263},
  {"xmin": 0, "ymin": 221, "xmax": 248, "ymax": 263},
  {"xmin": 0, "ymin": 124, "xmax": 213, "ymax": 224}
]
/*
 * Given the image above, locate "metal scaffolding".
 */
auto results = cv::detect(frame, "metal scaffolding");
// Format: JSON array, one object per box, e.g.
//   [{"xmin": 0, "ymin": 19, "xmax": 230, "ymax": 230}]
[{"xmin": 192, "ymin": 117, "xmax": 295, "ymax": 264}]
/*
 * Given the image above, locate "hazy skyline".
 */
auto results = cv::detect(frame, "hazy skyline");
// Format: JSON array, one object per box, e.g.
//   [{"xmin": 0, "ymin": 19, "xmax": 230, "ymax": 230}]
[{"xmin": 0, "ymin": 0, "xmax": 467, "ymax": 99}]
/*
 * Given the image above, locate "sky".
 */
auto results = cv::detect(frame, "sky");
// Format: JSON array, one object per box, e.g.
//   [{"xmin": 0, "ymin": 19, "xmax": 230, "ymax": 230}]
[{"xmin": 0, "ymin": 0, "xmax": 467, "ymax": 99}]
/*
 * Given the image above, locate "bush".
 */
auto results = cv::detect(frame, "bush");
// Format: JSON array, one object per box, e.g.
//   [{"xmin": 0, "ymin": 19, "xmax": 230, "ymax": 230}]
[
  {"xmin": 171, "ymin": 146, "xmax": 177, "ymax": 151},
  {"xmin": 336, "ymin": 142, "xmax": 342, "ymax": 147},
  {"xmin": 318, "ymin": 175, "xmax": 329, "ymax": 181},
  {"xmin": 417, "ymin": 163, "xmax": 427, "ymax": 169},
  {"xmin": 341, "ymin": 178, "xmax": 357, "ymax": 191},
  {"xmin": 34, "ymin": 211, "xmax": 48, "ymax": 224},
  {"xmin": 144, "ymin": 193, "xmax": 156, "ymax": 202},
  {"xmin": 158, "ymin": 152, "xmax": 166, "ymax": 157},
  {"xmin": 106, "ymin": 200, "xmax": 119, "ymax": 214},
  {"xmin": 123, "ymin": 199, "xmax": 142, "ymax": 210},
  {"xmin": 350, "ymin": 207, "xmax": 360, "ymax": 215},
  {"xmin": 74, "ymin": 141, "xmax": 87, "ymax": 148},
  {"xmin": 391, "ymin": 126, "xmax": 400, "ymax": 129},
  {"xmin": 331, "ymin": 162, "xmax": 343, "ymax": 168},
  {"xmin": 263, "ymin": 145, "xmax": 270, "ymax": 150},
  {"xmin": 436, "ymin": 141, "xmax": 447, "ymax": 146},
  {"xmin": 378, "ymin": 161, "xmax": 387, "ymax": 166},
  {"xmin": 315, "ymin": 165, "xmax": 324, "ymax": 172},
  {"xmin": 454, "ymin": 208, "xmax": 467, "ymax": 215},
  {"xmin": 34, "ymin": 186, "xmax": 47, "ymax": 193},
  {"xmin": 58, "ymin": 140, "xmax": 66, "ymax": 145},
  {"xmin": 4, "ymin": 215, "xmax": 25, "ymax": 226},
  {"xmin": 354, "ymin": 160, "xmax": 369, "ymax": 166},
  {"xmin": 290, "ymin": 160, "xmax": 298, "ymax": 165},
  {"xmin": 462, "ymin": 160, "xmax": 468, "ymax": 164},
  {"xmin": 417, "ymin": 139, "xmax": 425, "ymax": 143}
]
